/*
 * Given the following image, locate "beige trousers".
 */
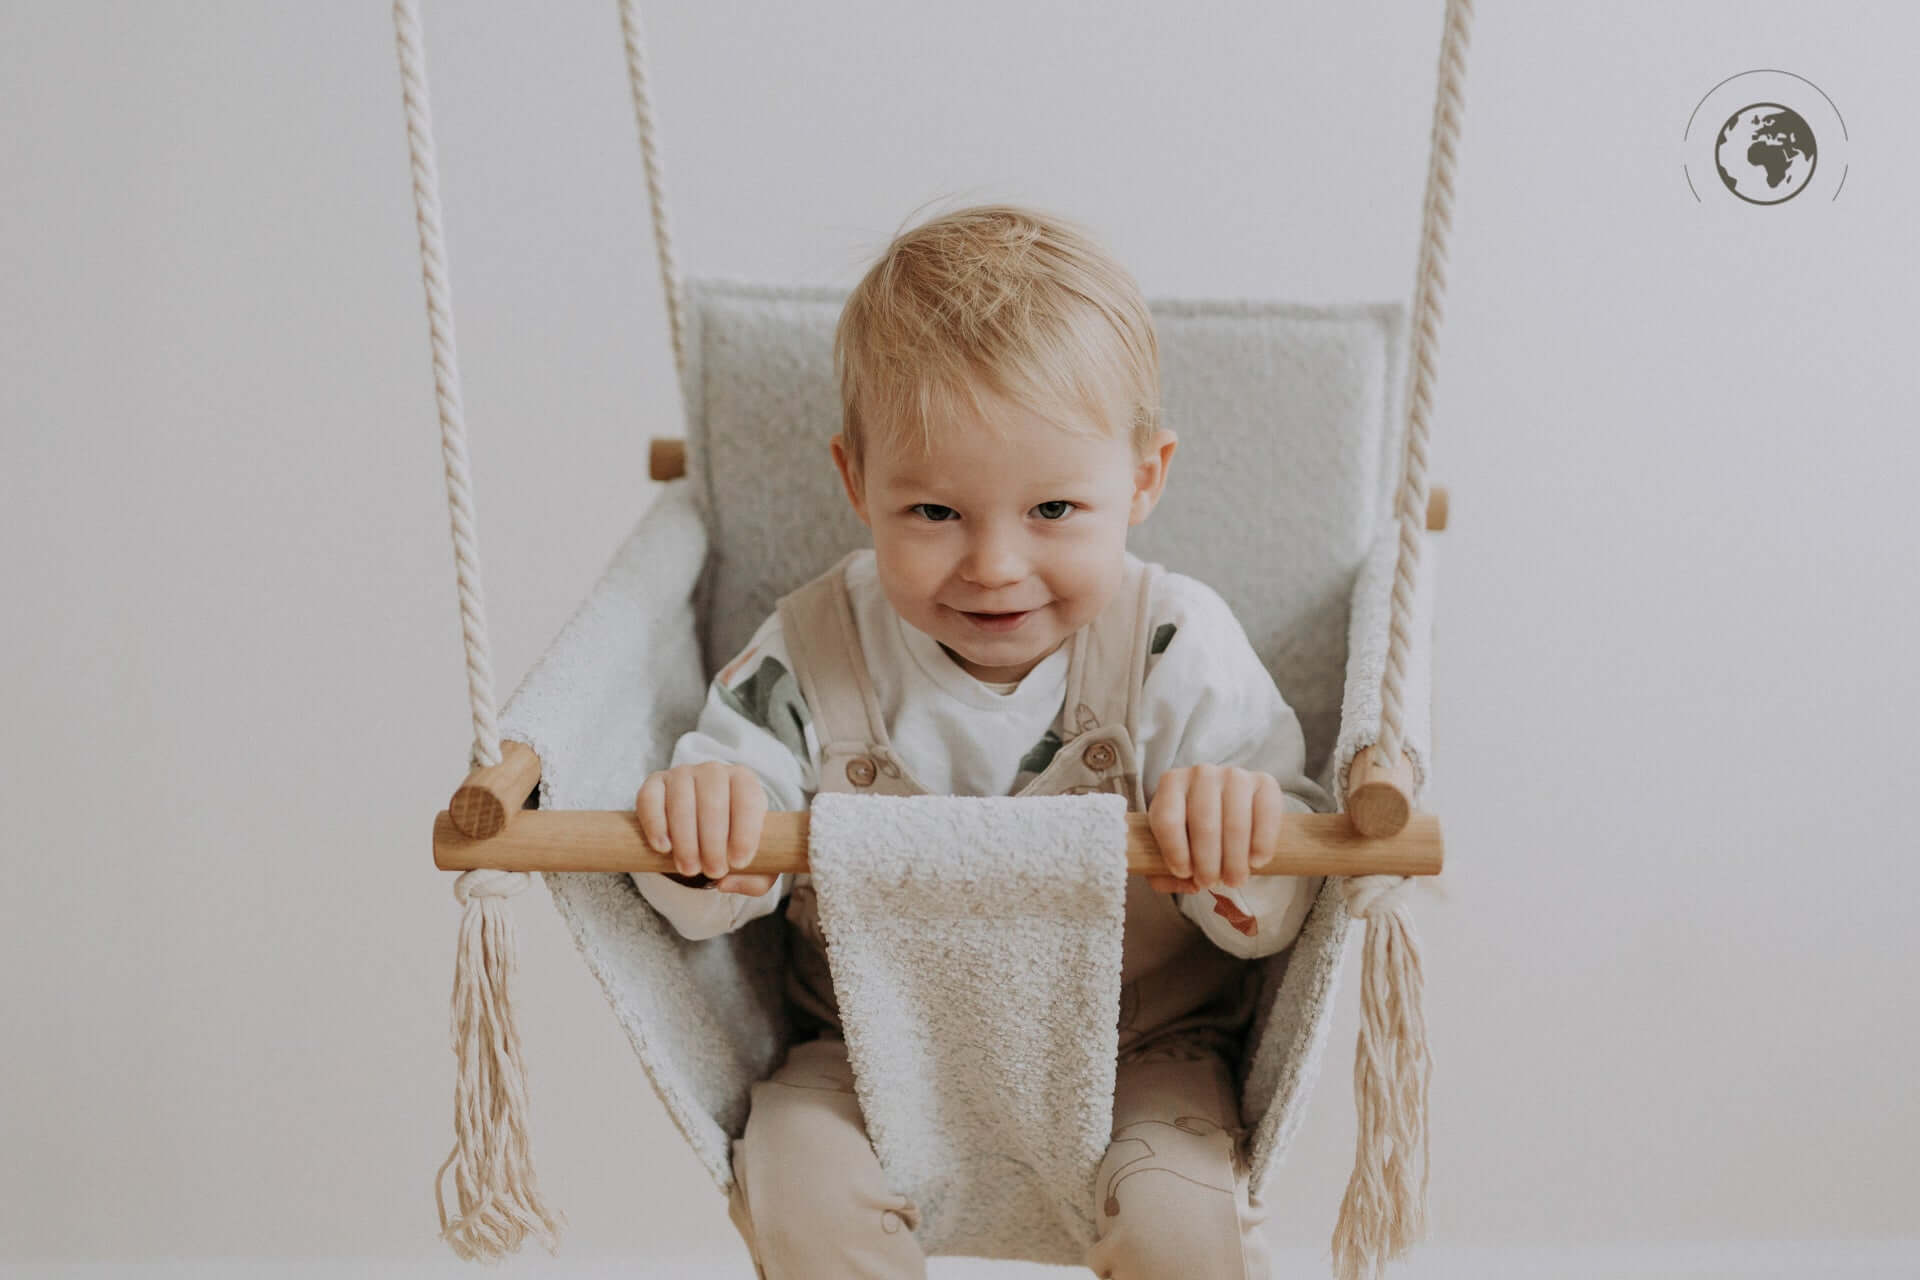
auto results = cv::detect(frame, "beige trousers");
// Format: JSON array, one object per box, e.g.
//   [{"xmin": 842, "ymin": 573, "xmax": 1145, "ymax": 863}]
[{"xmin": 726, "ymin": 1036, "xmax": 1273, "ymax": 1279}]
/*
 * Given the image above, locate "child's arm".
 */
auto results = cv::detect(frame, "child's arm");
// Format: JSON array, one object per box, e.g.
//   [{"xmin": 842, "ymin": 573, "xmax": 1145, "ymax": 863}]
[
  {"xmin": 633, "ymin": 613, "xmax": 817, "ymax": 940},
  {"xmin": 1135, "ymin": 576, "xmax": 1334, "ymax": 960}
]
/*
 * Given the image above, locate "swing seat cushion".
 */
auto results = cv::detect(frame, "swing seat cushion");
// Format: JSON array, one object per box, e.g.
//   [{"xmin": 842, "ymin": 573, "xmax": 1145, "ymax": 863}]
[{"xmin": 496, "ymin": 278, "xmax": 1435, "ymax": 1263}]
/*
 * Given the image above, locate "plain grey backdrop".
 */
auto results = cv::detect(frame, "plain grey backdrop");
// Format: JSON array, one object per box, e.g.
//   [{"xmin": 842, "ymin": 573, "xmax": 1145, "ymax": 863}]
[{"xmin": 4, "ymin": 1, "xmax": 1917, "ymax": 1275}]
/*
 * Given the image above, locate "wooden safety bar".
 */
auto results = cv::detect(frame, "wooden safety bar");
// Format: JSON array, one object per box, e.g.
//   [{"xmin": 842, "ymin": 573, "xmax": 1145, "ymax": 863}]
[
  {"xmin": 433, "ymin": 808, "xmax": 1442, "ymax": 878},
  {"xmin": 437, "ymin": 741, "xmax": 1442, "ymax": 878},
  {"xmin": 450, "ymin": 738, "xmax": 1426, "ymax": 838},
  {"xmin": 647, "ymin": 438, "xmax": 1451, "ymax": 532}
]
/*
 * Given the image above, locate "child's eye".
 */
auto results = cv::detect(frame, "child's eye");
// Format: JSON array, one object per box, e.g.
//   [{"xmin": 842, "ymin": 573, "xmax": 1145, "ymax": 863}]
[
  {"xmin": 1034, "ymin": 501, "xmax": 1075, "ymax": 520},
  {"xmin": 910, "ymin": 503, "xmax": 958, "ymax": 522}
]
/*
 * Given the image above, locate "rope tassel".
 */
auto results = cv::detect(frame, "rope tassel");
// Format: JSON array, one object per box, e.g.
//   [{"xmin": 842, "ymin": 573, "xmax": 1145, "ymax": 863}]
[
  {"xmin": 1332, "ymin": 875, "xmax": 1432, "ymax": 1280},
  {"xmin": 435, "ymin": 870, "xmax": 566, "ymax": 1261},
  {"xmin": 390, "ymin": 2, "xmax": 562, "ymax": 1252}
]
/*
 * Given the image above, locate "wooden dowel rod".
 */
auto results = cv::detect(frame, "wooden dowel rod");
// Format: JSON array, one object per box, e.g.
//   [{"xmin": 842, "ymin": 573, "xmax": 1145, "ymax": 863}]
[
  {"xmin": 448, "ymin": 740, "xmax": 542, "ymax": 839},
  {"xmin": 433, "ymin": 808, "xmax": 1443, "ymax": 878}
]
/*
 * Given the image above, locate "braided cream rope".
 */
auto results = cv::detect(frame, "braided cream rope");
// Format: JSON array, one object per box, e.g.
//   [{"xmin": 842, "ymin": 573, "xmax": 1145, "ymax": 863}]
[
  {"xmin": 392, "ymin": 0, "xmax": 503, "ymax": 777},
  {"xmin": 1333, "ymin": 2, "xmax": 1471, "ymax": 1277},
  {"xmin": 617, "ymin": 0, "xmax": 689, "ymax": 395},
  {"xmin": 392, "ymin": 0, "xmax": 562, "ymax": 1261}
]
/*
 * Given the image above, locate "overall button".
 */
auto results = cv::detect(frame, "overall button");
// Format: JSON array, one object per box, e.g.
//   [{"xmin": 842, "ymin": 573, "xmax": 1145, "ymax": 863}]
[
  {"xmin": 845, "ymin": 756, "xmax": 878, "ymax": 787},
  {"xmin": 1083, "ymin": 740, "xmax": 1118, "ymax": 771}
]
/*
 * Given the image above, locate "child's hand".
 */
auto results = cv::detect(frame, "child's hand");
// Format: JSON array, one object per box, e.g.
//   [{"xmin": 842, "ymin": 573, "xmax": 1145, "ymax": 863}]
[
  {"xmin": 1145, "ymin": 764, "xmax": 1286, "ymax": 895},
  {"xmin": 635, "ymin": 762, "xmax": 779, "ymax": 896}
]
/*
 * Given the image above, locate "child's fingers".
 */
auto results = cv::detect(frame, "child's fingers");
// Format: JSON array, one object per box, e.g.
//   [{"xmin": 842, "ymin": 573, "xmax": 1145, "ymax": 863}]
[
  {"xmin": 728, "ymin": 767, "xmax": 765, "ymax": 870},
  {"xmin": 713, "ymin": 872, "xmax": 778, "ymax": 896},
  {"xmin": 694, "ymin": 764, "xmax": 733, "ymax": 879},
  {"xmin": 1220, "ymin": 768, "xmax": 1257, "ymax": 888},
  {"xmin": 664, "ymin": 769, "xmax": 702, "ymax": 876},
  {"xmin": 636, "ymin": 772, "xmax": 671, "ymax": 856},
  {"xmin": 1147, "ymin": 874, "xmax": 1200, "ymax": 894},
  {"xmin": 1149, "ymin": 773, "xmax": 1192, "ymax": 881},
  {"xmin": 1185, "ymin": 765, "xmax": 1223, "ymax": 889},
  {"xmin": 1249, "ymin": 775, "xmax": 1285, "ymax": 869}
]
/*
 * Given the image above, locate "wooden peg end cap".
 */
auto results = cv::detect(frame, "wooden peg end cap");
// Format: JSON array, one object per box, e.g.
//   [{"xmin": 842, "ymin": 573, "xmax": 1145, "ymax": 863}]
[
  {"xmin": 448, "ymin": 740, "xmax": 543, "ymax": 839},
  {"xmin": 449, "ymin": 785, "xmax": 508, "ymax": 840},
  {"xmin": 1426, "ymin": 485, "xmax": 1449, "ymax": 532},
  {"xmin": 650, "ymin": 437, "xmax": 686, "ymax": 482},
  {"xmin": 1344, "ymin": 744, "xmax": 1414, "ymax": 838}
]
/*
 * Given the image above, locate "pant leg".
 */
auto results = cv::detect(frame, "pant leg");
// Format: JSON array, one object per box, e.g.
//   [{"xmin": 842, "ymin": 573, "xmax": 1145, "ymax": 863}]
[
  {"xmin": 726, "ymin": 1035, "xmax": 927, "ymax": 1280},
  {"xmin": 1085, "ymin": 1047, "xmax": 1273, "ymax": 1280}
]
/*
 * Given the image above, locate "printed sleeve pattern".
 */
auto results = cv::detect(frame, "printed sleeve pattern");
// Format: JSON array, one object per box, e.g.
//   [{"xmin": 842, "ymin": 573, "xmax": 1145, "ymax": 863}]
[
  {"xmin": 631, "ymin": 612, "xmax": 819, "ymax": 940},
  {"xmin": 1135, "ymin": 575, "xmax": 1334, "ymax": 959}
]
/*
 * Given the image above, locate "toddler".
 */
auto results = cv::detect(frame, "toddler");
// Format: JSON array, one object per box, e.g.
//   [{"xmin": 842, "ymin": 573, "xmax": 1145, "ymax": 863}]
[{"xmin": 632, "ymin": 203, "xmax": 1331, "ymax": 1279}]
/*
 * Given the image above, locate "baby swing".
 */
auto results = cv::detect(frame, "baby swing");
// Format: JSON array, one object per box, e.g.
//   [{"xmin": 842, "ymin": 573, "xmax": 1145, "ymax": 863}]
[{"xmin": 398, "ymin": 1, "xmax": 1469, "ymax": 1276}]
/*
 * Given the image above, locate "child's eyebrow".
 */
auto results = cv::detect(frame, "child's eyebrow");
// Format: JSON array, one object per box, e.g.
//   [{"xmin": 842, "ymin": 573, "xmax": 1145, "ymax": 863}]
[{"xmin": 887, "ymin": 469, "xmax": 1088, "ymax": 492}]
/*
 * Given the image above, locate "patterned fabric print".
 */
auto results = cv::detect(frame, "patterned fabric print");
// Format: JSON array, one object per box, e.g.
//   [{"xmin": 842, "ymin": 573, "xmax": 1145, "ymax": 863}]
[
  {"xmin": 763, "ymin": 1044, "xmax": 921, "ymax": 1238},
  {"xmin": 1015, "ymin": 728, "xmax": 1063, "ymax": 779},
  {"xmin": 1009, "ymin": 702, "xmax": 1099, "ymax": 793},
  {"xmin": 715, "ymin": 653, "xmax": 812, "ymax": 768},
  {"xmin": 1145, "ymin": 618, "xmax": 1262, "ymax": 939},
  {"xmin": 1099, "ymin": 1114, "xmax": 1238, "ymax": 1221},
  {"xmin": 1094, "ymin": 1051, "xmax": 1252, "ymax": 1265},
  {"xmin": 1208, "ymin": 893, "xmax": 1258, "ymax": 937}
]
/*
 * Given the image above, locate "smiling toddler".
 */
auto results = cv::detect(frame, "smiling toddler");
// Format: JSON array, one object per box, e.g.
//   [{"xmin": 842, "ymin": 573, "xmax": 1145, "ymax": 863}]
[{"xmin": 631, "ymin": 203, "xmax": 1331, "ymax": 1279}]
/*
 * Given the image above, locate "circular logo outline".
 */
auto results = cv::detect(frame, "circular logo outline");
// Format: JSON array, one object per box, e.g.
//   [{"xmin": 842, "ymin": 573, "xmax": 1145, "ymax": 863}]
[{"xmin": 1682, "ymin": 69, "xmax": 1848, "ymax": 204}]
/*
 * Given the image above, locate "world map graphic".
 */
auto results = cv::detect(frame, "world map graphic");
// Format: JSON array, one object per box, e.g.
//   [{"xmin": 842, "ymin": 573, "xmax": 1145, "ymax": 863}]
[{"xmin": 1715, "ymin": 103, "xmax": 1816, "ymax": 204}]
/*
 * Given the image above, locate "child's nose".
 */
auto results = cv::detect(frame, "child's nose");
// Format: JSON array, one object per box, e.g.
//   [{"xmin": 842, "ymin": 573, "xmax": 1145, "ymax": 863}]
[{"xmin": 960, "ymin": 530, "xmax": 1027, "ymax": 588}]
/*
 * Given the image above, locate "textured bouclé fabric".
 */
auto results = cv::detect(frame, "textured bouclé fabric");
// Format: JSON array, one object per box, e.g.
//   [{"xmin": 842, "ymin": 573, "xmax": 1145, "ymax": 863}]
[{"xmin": 807, "ymin": 791, "xmax": 1128, "ymax": 1261}]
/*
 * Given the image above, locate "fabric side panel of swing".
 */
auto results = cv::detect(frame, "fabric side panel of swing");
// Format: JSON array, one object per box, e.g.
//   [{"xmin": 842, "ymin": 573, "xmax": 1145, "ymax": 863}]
[
  {"xmin": 495, "ymin": 481, "xmax": 789, "ymax": 1193},
  {"xmin": 1239, "ymin": 511, "xmax": 1438, "ymax": 1187}
]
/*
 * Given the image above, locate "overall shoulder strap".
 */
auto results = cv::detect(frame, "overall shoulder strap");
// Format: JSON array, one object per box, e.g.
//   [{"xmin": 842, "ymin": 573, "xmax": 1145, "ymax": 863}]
[
  {"xmin": 1059, "ymin": 553, "xmax": 1160, "ymax": 741},
  {"xmin": 776, "ymin": 551, "xmax": 890, "ymax": 755}
]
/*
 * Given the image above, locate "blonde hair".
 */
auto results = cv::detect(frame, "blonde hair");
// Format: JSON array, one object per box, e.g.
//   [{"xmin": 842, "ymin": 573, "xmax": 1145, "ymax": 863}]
[{"xmin": 833, "ymin": 201, "xmax": 1161, "ymax": 481}]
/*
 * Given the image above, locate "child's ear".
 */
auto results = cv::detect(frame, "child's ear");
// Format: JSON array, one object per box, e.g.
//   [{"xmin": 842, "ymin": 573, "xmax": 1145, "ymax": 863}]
[
  {"xmin": 830, "ymin": 434, "xmax": 870, "ymax": 527},
  {"xmin": 1128, "ymin": 429, "xmax": 1178, "ymax": 525}
]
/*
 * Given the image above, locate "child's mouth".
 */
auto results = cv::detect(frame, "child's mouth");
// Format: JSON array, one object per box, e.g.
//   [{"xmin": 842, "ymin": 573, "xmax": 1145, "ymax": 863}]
[{"xmin": 962, "ymin": 609, "xmax": 1031, "ymax": 633}]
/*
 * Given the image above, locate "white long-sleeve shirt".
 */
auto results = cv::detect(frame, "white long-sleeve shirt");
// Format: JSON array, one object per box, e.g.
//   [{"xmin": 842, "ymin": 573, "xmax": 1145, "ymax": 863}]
[{"xmin": 635, "ymin": 549, "xmax": 1332, "ymax": 958}]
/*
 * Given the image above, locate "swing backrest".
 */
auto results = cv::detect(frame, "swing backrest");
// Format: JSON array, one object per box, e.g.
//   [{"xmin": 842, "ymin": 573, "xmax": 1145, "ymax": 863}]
[{"xmin": 679, "ymin": 278, "xmax": 1408, "ymax": 779}]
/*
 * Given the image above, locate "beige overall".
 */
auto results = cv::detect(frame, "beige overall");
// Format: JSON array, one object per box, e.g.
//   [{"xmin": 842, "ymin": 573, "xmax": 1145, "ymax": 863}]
[{"xmin": 725, "ymin": 551, "xmax": 1275, "ymax": 1279}]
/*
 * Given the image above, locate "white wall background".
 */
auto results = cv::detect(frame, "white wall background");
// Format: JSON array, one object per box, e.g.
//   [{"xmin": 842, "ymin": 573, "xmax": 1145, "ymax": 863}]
[{"xmin": 4, "ymin": 1, "xmax": 1917, "ymax": 1275}]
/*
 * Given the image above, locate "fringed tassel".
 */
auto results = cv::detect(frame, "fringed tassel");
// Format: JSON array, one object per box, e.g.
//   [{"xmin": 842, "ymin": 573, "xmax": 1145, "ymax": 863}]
[
  {"xmin": 1332, "ymin": 874, "xmax": 1432, "ymax": 1280},
  {"xmin": 435, "ymin": 869, "xmax": 567, "ymax": 1260}
]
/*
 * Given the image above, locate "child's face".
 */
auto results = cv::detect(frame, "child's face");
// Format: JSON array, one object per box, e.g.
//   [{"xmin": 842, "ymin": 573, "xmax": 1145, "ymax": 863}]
[{"xmin": 831, "ymin": 389, "xmax": 1177, "ymax": 685}]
